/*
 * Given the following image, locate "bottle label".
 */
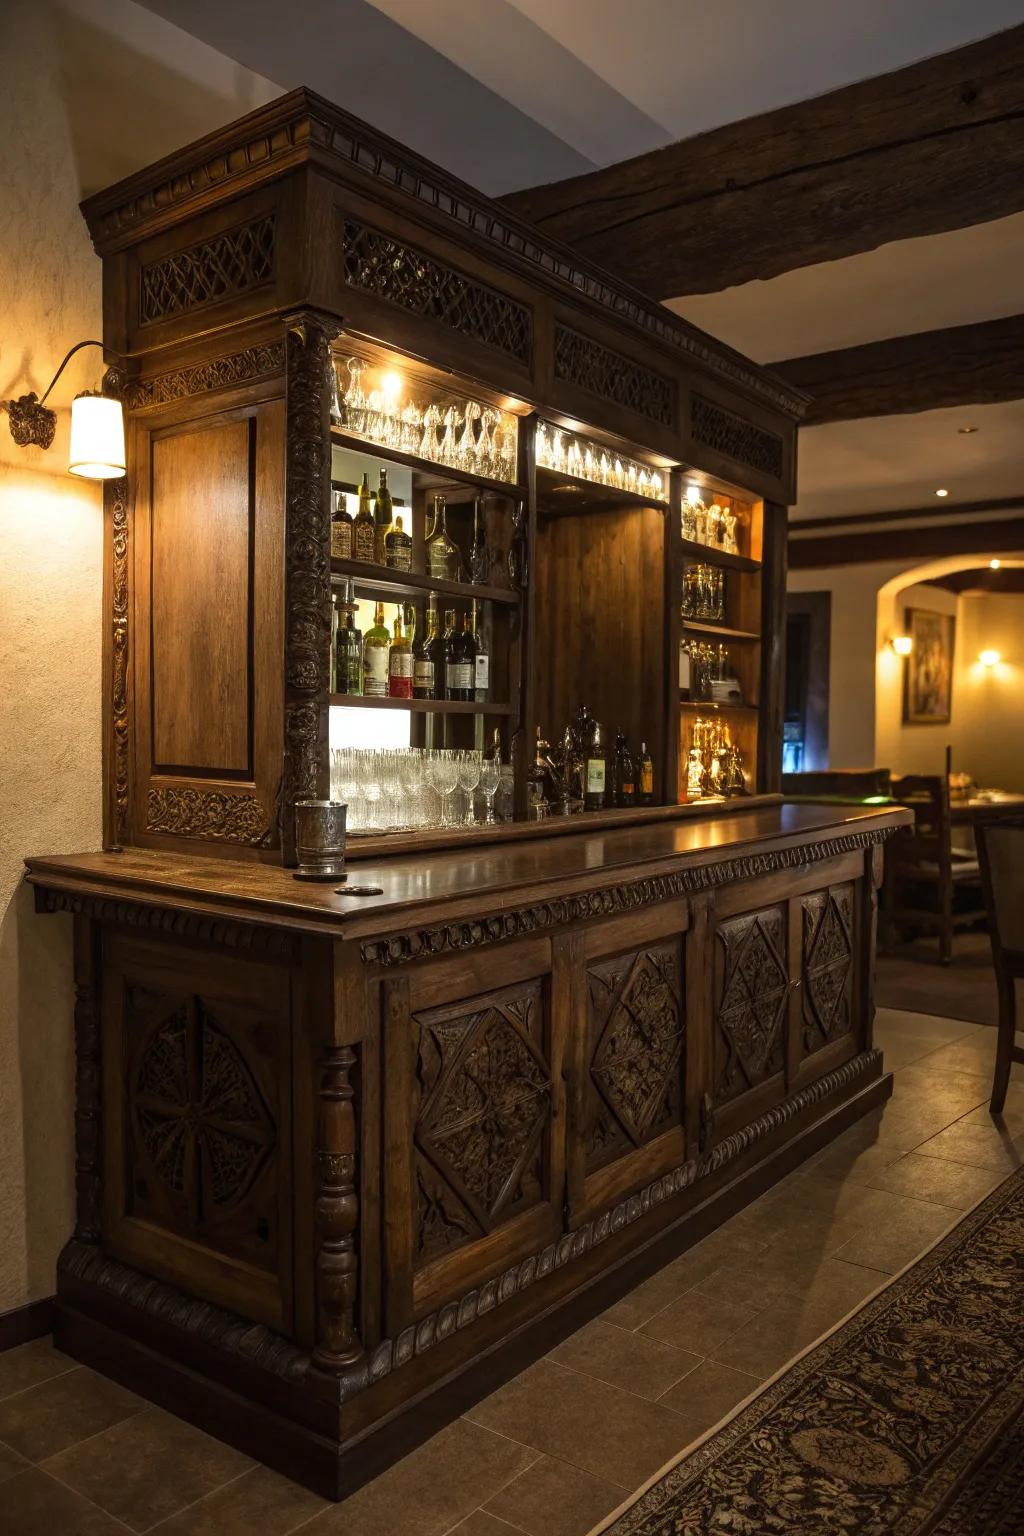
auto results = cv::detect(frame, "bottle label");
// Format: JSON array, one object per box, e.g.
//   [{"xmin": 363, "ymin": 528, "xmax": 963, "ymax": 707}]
[
  {"xmin": 373, "ymin": 528, "xmax": 389, "ymax": 565},
  {"xmin": 386, "ymin": 542, "xmax": 412, "ymax": 571},
  {"xmin": 586, "ymin": 759, "xmax": 606, "ymax": 794},
  {"xmin": 446, "ymin": 661, "xmax": 473, "ymax": 691},
  {"xmin": 331, "ymin": 521, "xmax": 352, "ymax": 560},
  {"xmin": 389, "ymin": 652, "xmax": 414, "ymax": 680},
  {"xmin": 364, "ymin": 647, "xmax": 389, "ymax": 696},
  {"xmin": 353, "ymin": 524, "xmax": 375, "ymax": 563},
  {"xmin": 414, "ymin": 659, "xmax": 435, "ymax": 692},
  {"xmin": 641, "ymin": 763, "xmax": 654, "ymax": 795},
  {"xmin": 475, "ymin": 655, "xmax": 489, "ymax": 691}
]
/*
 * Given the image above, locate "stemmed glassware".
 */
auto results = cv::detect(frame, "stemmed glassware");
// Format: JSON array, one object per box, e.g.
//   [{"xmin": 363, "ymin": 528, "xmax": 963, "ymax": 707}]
[
  {"xmin": 457, "ymin": 750, "xmax": 482, "ymax": 827},
  {"xmin": 478, "ymin": 757, "xmax": 500, "ymax": 823},
  {"xmin": 330, "ymin": 747, "xmax": 507, "ymax": 832},
  {"xmin": 431, "ymin": 749, "xmax": 460, "ymax": 828}
]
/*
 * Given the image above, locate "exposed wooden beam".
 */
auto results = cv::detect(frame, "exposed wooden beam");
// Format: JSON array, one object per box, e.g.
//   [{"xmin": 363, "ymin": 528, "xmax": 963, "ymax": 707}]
[
  {"xmin": 931, "ymin": 566, "xmax": 1024, "ymax": 593},
  {"xmin": 788, "ymin": 516, "xmax": 1024, "ymax": 569},
  {"xmin": 772, "ymin": 314, "xmax": 1024, "ymax": 424},
  {"xmin": 502, "ymin": 26, "xmax": 1024, "ymax": 299},
  {"xmin": 792, "ymin": 497, "xmax": 1024, "ymax": 535}
]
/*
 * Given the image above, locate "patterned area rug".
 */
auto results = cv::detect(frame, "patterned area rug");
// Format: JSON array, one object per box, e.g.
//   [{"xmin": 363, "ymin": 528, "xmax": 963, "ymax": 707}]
[{"xmin": 594, "ymin": 1165, "xmax": 1024, "ymax": 1535}]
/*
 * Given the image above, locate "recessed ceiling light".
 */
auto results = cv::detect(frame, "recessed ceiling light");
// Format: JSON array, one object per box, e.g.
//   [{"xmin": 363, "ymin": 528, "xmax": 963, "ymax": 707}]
[
  {"xmin": 935, "ymin": 488, "xmax": 949, "ymax": 497},
  {"xmin": 958, "ymin": 425, "xmax": 978, "ymax": 434},
  {"xmin": 990, "ymin": 559, "xmax": 1002, "ymax": 569}
]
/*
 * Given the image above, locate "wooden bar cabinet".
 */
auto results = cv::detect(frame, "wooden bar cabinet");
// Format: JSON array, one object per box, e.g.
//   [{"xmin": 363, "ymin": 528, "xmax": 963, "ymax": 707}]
[{"xmin": 24, "ymin": 89, "xmax": 909, "ymax": 1498}]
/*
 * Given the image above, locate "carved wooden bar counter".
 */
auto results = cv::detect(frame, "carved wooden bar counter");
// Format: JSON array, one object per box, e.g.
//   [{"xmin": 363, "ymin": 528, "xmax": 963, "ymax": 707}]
[{"xmin": 24, "ymin": 89, "xmax": 911, "ymax": 1495}]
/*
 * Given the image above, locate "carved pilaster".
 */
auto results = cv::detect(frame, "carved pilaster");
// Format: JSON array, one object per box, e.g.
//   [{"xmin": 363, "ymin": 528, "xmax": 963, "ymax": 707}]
[
  {"xmin": 72, "ymin": 917, "xmax": 102, "ymax": 1244},
  {"xmin": 863, "ymin": 842, "xmax": 886, "ymax": 1051},
  {"xmin": 108, "ymin": 475, "xmax": 130, "ymax": 849},
  {"xmin": 281, "ymin": 312, "xmax": 337, "ymax": 864},
  {"xmin": 313, "ymin": 1044, "xmax": 363, "ymax": 1373}
]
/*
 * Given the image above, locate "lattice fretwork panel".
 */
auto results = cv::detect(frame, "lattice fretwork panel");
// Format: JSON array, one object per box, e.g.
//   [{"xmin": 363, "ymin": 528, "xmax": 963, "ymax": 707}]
[
  {"xmin": 139, "ymin": 215, "xmax": 276, "ymax": 324},
  {"xmin": 714, "ymin": 906, "xmax": 789, "ymax": 1104},
  {"xmin": 802, "ymin": 884, "xmax": 856, "ymax": 1054},
  {"xmin": 342, "ymin": 218, "xmax": 531, "ymax": 363},
  {"xmin": 413, "ymin": 979, "xmax": 552, "ymax": 1267},
  {"xmin": 554, "ymin": 325, "xmax": 674, "ymax": 426},
  {"xmin": 691, "ymin": 393, "xmax": 784, "ymax": 481}
]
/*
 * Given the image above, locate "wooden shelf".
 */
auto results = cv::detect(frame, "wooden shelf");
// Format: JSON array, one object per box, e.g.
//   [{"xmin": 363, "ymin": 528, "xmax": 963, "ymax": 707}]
[
  {"xmin": 681, "ymin": 620, "xmax": 761, "ymax": 642},
  {"xmin": 680, "ymin": 539, "xmax": 761, "ymax": 573},
  {"xmin": 330, "ymin": 559, "xmax": 520, "ymax": 606},
  {"xmin": 329, "ymin": 425, "xmax": 521, "ymax": 498},
  {"xmin": 680, "ymin": 698, "xmax": 759, "ymax": 713},
  {"xmin": 537, "ymin": 463, "xmax": 670, "ymax": 516},
  {"xmin": 329, "ymin": 694, "xmax": 513, "ymax": 715}
]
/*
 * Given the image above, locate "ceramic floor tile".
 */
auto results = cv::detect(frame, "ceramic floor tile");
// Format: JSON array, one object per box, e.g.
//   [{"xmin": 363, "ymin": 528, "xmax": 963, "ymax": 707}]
[
  {"xmin": 0, "ymin": 1339, "xmax": 77, "ymax": 1403},
  {"xmin": 599, "ymin": 1235, "xmax": 760, "ymax": 1333},
  {"xmin": 43, "ymin": 1405, "xmax": 253, "ymax": 1532},
  {"xmin": 657, "ymin": 1360, "xmax": 763, "ymax": 1442},
  {"xmin": 693, "ymin": 1252, "xmax": 880, "ymax": 1314},
  {"xmin": 142, "ymin": 1463, "xmax": 324, "ymax": 1535},
  {"xmin": 866, "ymin": 1151, "xmax": 1005, "ymax": 1209},
  {"xmin": 889, "ymin": 1067, "xmax": 990, "ymax": 1117},
  {"xmin": 963, "ymin": 1095, "xmax": 1024, "ymax": 1132},
  {"xmin": 637, "ymin": 1289, "xmax": 758, "ymax": 1355},
  {"xmin": 708, "ymin": 1294, "xmax": 847, "ymax": 1380},
  {"xmin": 448, "ymin": 1514, "xmax": 523, "ymax": 1536},
  {"xmin": 304, "ymin": 1418, "xmax": 537, "ymax": 1536},
  {"xmin": 913, "ymin": 1038, "xmax": 1000, "ymax": 1077},
  {"xmin": 466, "ymin": 1359, "xmax": 689, "ymax": 1491},
  {"xmin": 832, "ymin": 1199, "xmax": 955, "ymax": 1272},
  {"xmin": 0, "ymin": 1367, "xmax": 144, "ymax": 1464},
  {"xmin": 483, "ymin": 1454, "xmax": 622, "ymax": 1536},
  {"xmin": 916, "ymin": 1119, "xmax": 1024, "ymax": 1173},
  {"xmin": 0, "ymin": 1467, "xmax": 127, "ymax": 1534},
  {"xmin": 548, "ymin": 1319, "xmax": 701, "ymax": 1401},
  {"xmin": 800, "ymin": 1136, "xmax": 909, "ymax": 1184},
  {"xmin": 874, "ymin": 1010, "xmax": 982, "ymax": 1043},
  {"xmin": 0, "ymin": 1436, "xmax": 30, "ymax": 1486}
]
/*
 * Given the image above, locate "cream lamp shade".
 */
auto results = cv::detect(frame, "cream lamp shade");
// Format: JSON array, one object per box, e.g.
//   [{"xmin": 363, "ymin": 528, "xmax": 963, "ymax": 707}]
[{"xmin": 68, "ymin": 391, "xmax": 126, "ymax": 479}]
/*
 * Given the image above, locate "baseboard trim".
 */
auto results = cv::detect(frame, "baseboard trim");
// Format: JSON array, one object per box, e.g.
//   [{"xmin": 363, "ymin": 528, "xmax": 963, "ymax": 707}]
[{"xmin": 0, "ymin": 1296, "xmax": 54, "ymax": 1352}]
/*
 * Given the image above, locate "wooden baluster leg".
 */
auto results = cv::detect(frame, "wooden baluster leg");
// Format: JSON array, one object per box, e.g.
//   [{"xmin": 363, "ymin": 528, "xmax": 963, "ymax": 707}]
[
  {"xmin": 313, "ymin": 1044, "xmax": 364, "ymax": 1372},
  {"xmin": 991, "ymin": 971, "xmax": 1017, "ymax": 1116}
]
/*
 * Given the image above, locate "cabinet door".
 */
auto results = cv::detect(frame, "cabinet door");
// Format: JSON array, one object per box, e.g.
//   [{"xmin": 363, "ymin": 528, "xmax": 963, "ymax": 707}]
[
  {"xmin": 567, "ymin": 903, "xmax": 688, "ymax": 1222},
  {"xmin": 795, "ymin": 879, "xmax": 860, "ymax": 1086},
  {"xmin": 711, "ymin": 902, "xmax": 790, "ymax": 1132},
  {"xmin": 101, "ymin": 932, "xmax": 293, "ymax": 1331},
  {"xmin": 382, "ymin": 938, "xmax": 563, "ymax": 1328}
]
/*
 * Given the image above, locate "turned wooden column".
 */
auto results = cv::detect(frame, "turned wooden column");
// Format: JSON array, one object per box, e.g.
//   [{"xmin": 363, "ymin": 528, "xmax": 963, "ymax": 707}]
[{"xmin": 313, "ymin": 1043, "xmax": 363, "ymax": 1372}]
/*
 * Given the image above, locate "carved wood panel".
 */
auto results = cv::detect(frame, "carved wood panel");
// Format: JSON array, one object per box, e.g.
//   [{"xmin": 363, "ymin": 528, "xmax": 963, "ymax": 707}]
[
  {"xmin": 139, "ymin": 214, "xmax": 275, "ymax": 325},
  {"xmin": 585, "ymin": 941, "xmax": 685, "ymax": 1172},
  {"xmin": 714, "ymin": 905, "xmax": 789, "ymax": 1105},
  {"xmin": 691, "ymin": 393, "xmax": 785, "ymax": 481},
  {"xmin": 554, "ymin": 324, "xmax": 674, "ymax": 426},
  {"xmin": 412, "ymin": 979, "xmax": 552, "ymax": 1269},
  {"xmin": 802, "ymin": 883, "xmax": 856, "ymax": 1054}
]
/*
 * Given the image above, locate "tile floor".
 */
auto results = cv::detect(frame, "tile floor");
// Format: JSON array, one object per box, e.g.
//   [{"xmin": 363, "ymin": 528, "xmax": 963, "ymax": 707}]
[{"xmin": 1, "ymin": 1008, "xmax": 1021, "ymax": 1536}]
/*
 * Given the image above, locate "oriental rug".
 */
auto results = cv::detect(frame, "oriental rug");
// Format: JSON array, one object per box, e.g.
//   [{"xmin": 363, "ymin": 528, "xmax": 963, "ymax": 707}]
[{"xmin": 593, "ymin": 1163, "xmax": 1024, "ymax": 1535}]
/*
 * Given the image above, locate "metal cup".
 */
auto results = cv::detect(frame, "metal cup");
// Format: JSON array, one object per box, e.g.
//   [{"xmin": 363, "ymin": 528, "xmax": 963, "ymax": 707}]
[{"xmin": 294, "ymin": 800, "xmax": 347, "ymax": 881}]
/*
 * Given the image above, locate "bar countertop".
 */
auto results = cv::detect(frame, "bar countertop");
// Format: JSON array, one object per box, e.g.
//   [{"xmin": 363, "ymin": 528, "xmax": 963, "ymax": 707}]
[{"xmin": 24, "ymin": 803, "xmax": 909, "ymax": 946}]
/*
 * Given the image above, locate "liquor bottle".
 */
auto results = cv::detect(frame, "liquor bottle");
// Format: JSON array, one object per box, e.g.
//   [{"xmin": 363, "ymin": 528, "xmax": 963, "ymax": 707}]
[
  {"xmin": 425, "ymin": 495, "xmax": 462, "ymax": 581},
  {"xmin": 614, "ymin": 732, "xmax": 636, "ymax": 807},
  {"xmin": 362, "ymin": 600, "xmax": 391, "ymax": 697},
  {"xmin": 679, "ymin": 638, "xmax": 692, "ymax": 700},
  {"xmin": 353, "ymin": 472, "xmax": 375, "ymax": 563},
  {"xmin": 584, "ymin": 716, "xmax": 606, "ymax": 812},
  {"xmin": 444, "ymin": 608, "xmax": 473, "ymax": 701},
  {"xmin": 384, "ymin": 513, "xmax": 412, "ymax": 571},
  {"xmin": 373, "ymin": 468, "xmax": 393, "ymax": 565},
  {"xmin": 469, "ymin": 497, "xmax": 489, "ymax": 584},
  {"xmin": 414, "ymin": 602, "xmax": 440, "ymax": 698},
  {"xmin": 388, "ymin": 609, "xmax": 414, "ymax": 699},
  {"xmin": 334, "ymin": 580, "xmax": 362, "ymax": 696},
  {"xmin": 330, "ymin": 489, "xmax": 353, "ymax": 561},
  {"xmin": 638, "ymin": 741, "xmax": 655, "ymax": 805},
  {"xmin": 470, "ymin": 601, "xmax": 488, "ymax": 703}
]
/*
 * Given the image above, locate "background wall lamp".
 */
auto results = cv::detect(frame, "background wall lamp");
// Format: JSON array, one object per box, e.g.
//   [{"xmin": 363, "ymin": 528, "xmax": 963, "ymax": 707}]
[
  {"xmin": 1, "ymin": 340, "xmax": 126, "ymax": 479},
  {"xmin": 979, "ymin": 649, "xmax": 1001, "ymax": 668},
  {"xmin": 890, "ymin": 635, "xmax": 913, "ymax": 657}
]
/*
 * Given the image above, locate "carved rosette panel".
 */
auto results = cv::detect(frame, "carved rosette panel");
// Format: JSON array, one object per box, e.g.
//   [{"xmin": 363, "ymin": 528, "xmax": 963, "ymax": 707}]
[
  {"xmin": 342, "ymin": 219, "xmax": 531, "ymax": 363},
  {"xmin": 554, "ymin": 324, "xmax": 674, "ymax": 426},
  {"xmin": 139, "ymin": 214, "xmax": 275, "ymax": 324},
  {"xmin": 147, "ymin": 787, "xmax": 272, "ymax": 845},
  {"xmin": 802, "ymin": 885, "xmax": 856, "ymax": 1053},
  {"xmin": 585, "ymin": 942, "xmax": 685, "ymax": 1171},
  {"xmin": 714, "ymin": 906, "xmax": 789, "ymax": 1104},
  {"xmin": 124, "ymin": 343, "xmax": 285, "ymax": 408},
  {"xmin": 129, "ymin": 988, "xmax": 276, "ymax": 1227},
  {"xmin": 691, "ymin": 394, "xmax": 785, "ymax": 481},
  {"xmin": 413, "ymin": 980, "xmax": 552, "ymax": 1266}
]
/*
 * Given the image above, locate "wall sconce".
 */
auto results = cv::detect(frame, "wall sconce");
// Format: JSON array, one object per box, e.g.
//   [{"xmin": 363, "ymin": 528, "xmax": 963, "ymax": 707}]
[
  {"xmin": 1, "ymin": 340, "xmax": 125, "ymax": 479},
  {"xmin": 890, "ymin": 635, "xmax": 913, "ymax": 657},
  {"xmin": 979, "ymin": 649, "xmax": 1001, "ymax": 668}
]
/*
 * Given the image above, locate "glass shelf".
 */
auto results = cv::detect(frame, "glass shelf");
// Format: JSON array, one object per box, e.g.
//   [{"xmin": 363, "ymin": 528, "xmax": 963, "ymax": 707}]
[
  {"xmin": 329, "ymin": 695, "xmax": 513, "ymax": 715},
  {"xmin": 330, "ymin": 558, "xmax": 519, "ymax": 606}
]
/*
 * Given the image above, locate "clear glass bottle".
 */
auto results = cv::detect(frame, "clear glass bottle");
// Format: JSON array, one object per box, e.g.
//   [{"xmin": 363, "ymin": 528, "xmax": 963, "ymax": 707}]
[
  {"xmin": 469, "ymin": 497, "xmax": 489, "ymax": 584},
  {"xmin": 385, "ymin": 513, "xmax": 412, "ymax": 571},
  {"xmin": 334, "ymin": 580, "xmax": 362, "ymax": 696},
  {"xmin": 388, "ymin": 608, "xmax": 413, "ymax": 699},
  {"xmin": 425, "ymin": 495, "xmax": 462, "ymax": 581},
  {"xmin": 352, "ymin": 472, "xmax": 375, "ymax": 563},
  {"xmin": 372, "ymin": 468, "xmax": 393, "ymax": 565},
  {"xmin": 470, "ymin": 602, "xmax": 488, "ymax": 703},
  {"xmin": 362, "ymin": 600, "xmax": 391, "ymax": 697},
  {"xmin": 330, "ymin": 488, "xmax": 353, "ymax": 561}
]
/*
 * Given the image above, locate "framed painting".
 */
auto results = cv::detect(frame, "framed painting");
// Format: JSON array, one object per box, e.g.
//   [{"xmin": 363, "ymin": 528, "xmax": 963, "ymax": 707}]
[{"xmin": 903, "ymin": 607, "xmax": 955, "ymax": 725}]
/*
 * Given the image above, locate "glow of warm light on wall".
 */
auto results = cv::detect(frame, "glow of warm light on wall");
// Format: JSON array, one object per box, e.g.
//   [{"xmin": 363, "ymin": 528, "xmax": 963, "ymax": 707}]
[
  {"xmin": 979, "ymin": 649, "xmax": 1001, "ymax": 668},
  {"xmin": 380, "ymin": 370, "xmax": 403, "ymax": 406},
  {"xmin": 890, "ymin": 635, "xmax": 913, "ymax": 656}
]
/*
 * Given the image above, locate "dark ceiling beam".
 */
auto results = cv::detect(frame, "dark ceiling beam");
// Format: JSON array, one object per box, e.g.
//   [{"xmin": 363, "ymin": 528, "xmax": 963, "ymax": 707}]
[
  {"xmin": 502, "ymin": 26, "xmax": 1024, "ymax": 298},
  {"xmin": 792, "ymin": 496, "xmax": 1024, "ymax": 534},
  {"xmin": 772, "ymin": 314, "xmax": 1024, "ymax": 425},
  {"xmin": 788, "ymin": 516, "xmax": 1024, "ymax": 569},
  {"xmin": 931, "ymin": 567, "xmax": 1024, "ymax": 593}
]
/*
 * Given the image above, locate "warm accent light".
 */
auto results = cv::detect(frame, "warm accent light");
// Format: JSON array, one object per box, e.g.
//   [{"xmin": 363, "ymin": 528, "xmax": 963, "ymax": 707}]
[
  {"xmin": 935, "ymin": 488, "xmax": 949, "ymax": 498},
  {"xmin": 68, "ymin": 392, "xmax": 126, "ymax": 479},
  {"xmin": 979, "ymin": 649, "xmax": 1001, "ymax": 668},
  {"xmin": 380, "ymin": 370, "xmax": 403, "ymax": 405},
  {"xmin": 686, "ymin": 483, "xmax": 701, "ymax": 504},
  {"xmin": 891, "ymin": 635, "xmax": 913, "ymax": 657},
  {"xmin": 958, "ymin": 425, "xmax": 978, "ymax": 434},
  {"xmin": 990, "ymin": 559, "xmax": 1002, "ymax": 570}
]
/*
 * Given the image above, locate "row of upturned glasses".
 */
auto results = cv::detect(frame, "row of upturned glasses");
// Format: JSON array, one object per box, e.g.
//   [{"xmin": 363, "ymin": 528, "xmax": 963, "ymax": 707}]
[{"xmin": 330, "ymin": 748, "xmax": 510, "ymax": 832}]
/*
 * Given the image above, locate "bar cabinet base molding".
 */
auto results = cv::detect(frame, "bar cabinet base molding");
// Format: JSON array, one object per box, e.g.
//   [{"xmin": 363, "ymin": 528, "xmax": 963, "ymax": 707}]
[{"xmin": 53, "ymin": 1060, "xmax": 889, "ymax": 1500}]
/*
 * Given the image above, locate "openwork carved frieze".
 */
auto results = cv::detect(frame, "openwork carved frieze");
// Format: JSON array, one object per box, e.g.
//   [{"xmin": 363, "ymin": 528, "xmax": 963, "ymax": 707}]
[
  {"xmin": 586, "ymin": 943, "xmax": 684, "ymax": 1169},
  {"xmin": 342, "ymin": 219, "xmax": 531, "ymax": 364},
  {"xmin": 714, "ymin": 907, "xmax": 789, "ymax": 1104},
  {"xmin": 108, "ymin": 476, "xmax": 130, "ymax": 847},
  {"xmin": 413, "ymin": 981, "xmax": 552, "ymax": 1265},
  {"xmin": 147, "ymin": 786, "xmax": 273, "ymax": 845},
  {"xmin": 691, "ymin": 394, "xmax": 785, "ymax": 481},
  {"xmin": 130, "ymin": 991, "xmax": 276, "ymax": 1222},
  {"xmin": 361, "ymin": 829, "xmax": 895, "ymax": 967},
  {"xmin": 554, "ymin": 325, "xmax": 673, "ymax": 426},
  {"xmin": 124, "ymin": 343, "xmax": 285, "ymax": 408},
  {"xmin": 139, "ymin": 215, "xmax": 276, "ymax": 324},
  {"xmin": 802, "ymin": 885, "xmax": 856, "ymax": 1053}
]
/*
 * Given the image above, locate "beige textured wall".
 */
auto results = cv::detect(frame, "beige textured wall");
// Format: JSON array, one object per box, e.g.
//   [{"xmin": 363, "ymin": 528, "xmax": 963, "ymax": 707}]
[
  {"xmin": 951, "ymin": 593, "xmax": 1024, "ymax": 793},
  {"xmin": 0, "ymin": 2, "xmax": 278, "ymax": 1314},
  {"xmin": 874, "ymin": 582, "xmax": 960, "ymax": 779}
]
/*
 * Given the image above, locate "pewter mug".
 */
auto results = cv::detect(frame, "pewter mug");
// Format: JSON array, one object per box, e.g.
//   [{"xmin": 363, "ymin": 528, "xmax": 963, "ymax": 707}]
[{"xmin": 294, "ymin": 799, "xmax": 347, "ymax": 881}]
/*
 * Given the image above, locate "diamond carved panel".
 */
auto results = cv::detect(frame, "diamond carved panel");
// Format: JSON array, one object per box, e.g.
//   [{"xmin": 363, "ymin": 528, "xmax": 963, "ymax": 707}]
[
  {"xmin": 413, "ymin": 980, "xmax": 551, "ymax": 1266},
  {"xmin": 715, "ymin": 907, "xmax": 789, "ymax": 1105},
  {"xmin": 586, "ymin": 943, "xmax": 684, "ymax": 1171},
  {"xmin": 802, "ymin": 885, "xmax": 855, "ymax": 1053}
]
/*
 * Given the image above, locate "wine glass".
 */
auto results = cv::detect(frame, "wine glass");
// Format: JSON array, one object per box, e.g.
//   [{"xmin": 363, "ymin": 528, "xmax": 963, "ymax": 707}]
[
  {"xmin": 457, "ymin": 750, "xmax": 482, "ymax": 827},
  {"xmin": 431, "ymin": 750, "xmax": 459, "ymax": 828},
  {"xmin": 478, "ymin": 757, "xmax": 500, "ymax": 823},
  {"xmin": 360, "ymin": 749, "xmax": 382, "ymax": 831},
  {"xmin": 399, "ymin": 749, "xmax": 425, "ymax": 828}
]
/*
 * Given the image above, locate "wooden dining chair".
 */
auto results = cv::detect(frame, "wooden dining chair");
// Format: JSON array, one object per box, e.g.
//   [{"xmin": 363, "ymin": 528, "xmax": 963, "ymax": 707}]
[
  {"xmin": 975, "ymin": 819, "xmax": 1024, "ymax": 1114},
  {"xmin": 884, "ymin": 774, "xmax": 986, "ymax": 965}
]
